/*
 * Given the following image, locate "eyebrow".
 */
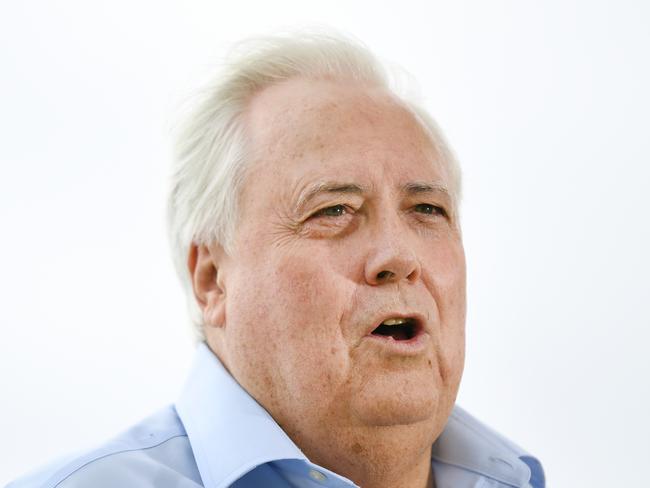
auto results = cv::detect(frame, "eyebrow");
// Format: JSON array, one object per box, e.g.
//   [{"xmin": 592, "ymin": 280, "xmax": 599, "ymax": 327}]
[
  {"xmin": 295, "ymin": 182, "xmax": 366, "ymax": 215},
  {"xmin": 402, "ymin": 181, "xmax": 451, "ymax": 197},
  {"xmin": 294, "ymin": 180, "xmax": 452, "ymax": 215}
]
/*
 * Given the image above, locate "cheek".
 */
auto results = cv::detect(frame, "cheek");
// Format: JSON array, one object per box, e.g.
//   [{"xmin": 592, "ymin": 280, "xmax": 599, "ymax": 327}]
[
  {"xmin": 424, "ymin": 239, "xmax": 466, "ymax": 383},
  {"xmin": 271, "ymin": 255, "xmax": 346, "ymax": 341},
  {"xmin": 427, "ymin": 235, "xmax": 466, "ymax": 319},
  {"xmin": 225, "ymin": 249, "xmax": 353, "ymax": 399}
]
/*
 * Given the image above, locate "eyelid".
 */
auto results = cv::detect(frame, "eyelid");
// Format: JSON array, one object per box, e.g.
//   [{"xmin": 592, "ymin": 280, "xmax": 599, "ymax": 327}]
[
  {"xmin": 413, "ymin": 203, "xmax": 449, "ymax": 218},
  {"xmin": 310, "ymin": 202, "xmax": 447, "ymax": 213},
  {"xmin": 432, "ymin": 204, "xmax": 448, "ymax": 216},
  {"xmin": 309, "ymin": 203, "xmax": 353, "ymax": 219}
]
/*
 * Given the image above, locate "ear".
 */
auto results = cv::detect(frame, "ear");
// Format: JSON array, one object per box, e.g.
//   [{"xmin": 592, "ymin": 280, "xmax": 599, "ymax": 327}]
[{"xmin": 188, "ymin": 242, "xmax": 227, "ymax": 329}]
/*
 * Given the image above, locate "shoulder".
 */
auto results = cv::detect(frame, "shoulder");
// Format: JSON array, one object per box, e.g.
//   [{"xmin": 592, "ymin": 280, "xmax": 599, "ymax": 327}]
[
  {"xmin": 7, "ymin": 405, "xmax": 203, "ymax": 488},
  {"xmin": 432, "ymin": 405, "xmax": 546, "ymax": 488}
]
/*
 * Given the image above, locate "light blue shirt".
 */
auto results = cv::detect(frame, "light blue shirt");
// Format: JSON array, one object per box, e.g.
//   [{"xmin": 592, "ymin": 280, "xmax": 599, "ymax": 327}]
[{"xmin": 8, "ymin": 343, "xmax": 545, "ymax": 488}]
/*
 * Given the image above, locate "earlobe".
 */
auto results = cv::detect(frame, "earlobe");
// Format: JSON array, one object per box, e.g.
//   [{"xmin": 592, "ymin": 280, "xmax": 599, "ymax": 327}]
[{"xmin": 188, "ymin": 243, "xmax": 227, "ymax": 329}]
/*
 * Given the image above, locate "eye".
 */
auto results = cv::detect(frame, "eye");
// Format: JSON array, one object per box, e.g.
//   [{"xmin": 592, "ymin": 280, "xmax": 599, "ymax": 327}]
[
  {"xmin": 414, "ymin": 203, "xmax": 448, "ymax": 217},
  {"xmin": 312, "ymin": 204, "xmax": 348, "ymax": 218}
]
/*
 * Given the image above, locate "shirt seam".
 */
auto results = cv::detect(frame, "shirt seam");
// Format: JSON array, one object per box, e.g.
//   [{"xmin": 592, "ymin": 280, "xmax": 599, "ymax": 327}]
[{"xmin": 45, "ymin": 432, "xmax": 188, "ymax": 488}]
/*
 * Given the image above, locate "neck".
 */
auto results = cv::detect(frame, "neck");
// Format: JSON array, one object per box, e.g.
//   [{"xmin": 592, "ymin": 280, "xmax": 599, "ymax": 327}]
[{"xmin": 282, "ymin": 420, "xmax": 438, "ymax": 488}]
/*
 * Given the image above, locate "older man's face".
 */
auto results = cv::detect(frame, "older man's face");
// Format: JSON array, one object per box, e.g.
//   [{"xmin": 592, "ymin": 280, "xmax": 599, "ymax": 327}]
[{"xmin": 209, "ymin": 78, "xmax": 465, "ymax": 439}]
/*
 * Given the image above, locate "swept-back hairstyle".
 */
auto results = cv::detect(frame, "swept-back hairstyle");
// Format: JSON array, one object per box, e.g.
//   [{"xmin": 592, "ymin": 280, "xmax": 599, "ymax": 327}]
[{"xmin": 167, "ymin": 30, "xmax": 461, "ymax": 341}]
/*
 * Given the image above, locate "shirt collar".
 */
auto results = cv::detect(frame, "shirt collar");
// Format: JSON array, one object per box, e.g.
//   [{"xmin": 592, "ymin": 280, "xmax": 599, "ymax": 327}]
[
  {"xmin": 431, "ymin": 407, "xmax": 535, "ymax": 487},
  {"xmin": 175, "ymin": 342, "xmax": 308, "ymax": 488},
  {"xmin": 176, "ymin": 342, "xmax": 535, "ymax": 488}
]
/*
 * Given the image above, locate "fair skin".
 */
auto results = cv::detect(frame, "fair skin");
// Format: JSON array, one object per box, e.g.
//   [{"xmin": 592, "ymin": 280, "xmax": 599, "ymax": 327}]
[{"xmin": 189, "ymin": 78, "xmax": 466, "ymax": 488}]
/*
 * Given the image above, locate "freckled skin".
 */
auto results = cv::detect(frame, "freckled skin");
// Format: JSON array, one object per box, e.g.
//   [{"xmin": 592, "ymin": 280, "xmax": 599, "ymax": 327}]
[{"xmin": 197, "ymin": 78, "xmax": 466, "ymax": 488}]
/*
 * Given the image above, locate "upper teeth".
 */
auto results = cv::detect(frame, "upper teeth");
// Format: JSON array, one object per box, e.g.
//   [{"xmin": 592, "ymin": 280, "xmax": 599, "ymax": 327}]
[{"xmin": 382, "ymin": 318, "xmax": 409, "ymax": 326}]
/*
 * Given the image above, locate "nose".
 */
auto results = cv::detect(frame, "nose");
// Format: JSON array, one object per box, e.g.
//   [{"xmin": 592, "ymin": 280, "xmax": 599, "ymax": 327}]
[{"xmin": 363, "ymin": 215, "xmax": 421, "ymax": 286}]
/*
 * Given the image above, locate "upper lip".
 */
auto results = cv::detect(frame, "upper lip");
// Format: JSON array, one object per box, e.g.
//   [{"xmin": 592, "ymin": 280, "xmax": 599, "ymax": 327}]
[{"xmin": 364, "ymin": 311, "xmax": 429, "ymax": 337}]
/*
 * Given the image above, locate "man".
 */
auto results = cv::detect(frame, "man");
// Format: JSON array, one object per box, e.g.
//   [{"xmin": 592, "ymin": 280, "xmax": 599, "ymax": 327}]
[{"xmin": 9, "ymin": 32, "xmax": 545, "ymax": 488}]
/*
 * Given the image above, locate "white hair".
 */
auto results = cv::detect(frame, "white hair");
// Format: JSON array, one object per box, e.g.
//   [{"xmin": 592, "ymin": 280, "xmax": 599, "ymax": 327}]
[{"xmin": 167, "ymin": 30, "xmax": 462, "ymax": 342}]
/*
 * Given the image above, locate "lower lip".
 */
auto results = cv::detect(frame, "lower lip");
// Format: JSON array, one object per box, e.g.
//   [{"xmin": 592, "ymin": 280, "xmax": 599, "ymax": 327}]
[{"xmin": 363, "ymin": 331, "xmax": 430, "ymax": 355}]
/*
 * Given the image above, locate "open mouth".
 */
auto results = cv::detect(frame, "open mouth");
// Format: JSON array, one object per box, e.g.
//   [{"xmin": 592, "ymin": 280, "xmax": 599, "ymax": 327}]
[{"xmin": 371, "ymin": 317, "xmax": 420, "ymax": 341}]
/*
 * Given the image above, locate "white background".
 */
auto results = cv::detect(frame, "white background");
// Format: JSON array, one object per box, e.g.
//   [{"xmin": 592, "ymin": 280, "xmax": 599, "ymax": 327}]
[{"xmin": 1, "ymin": 1, "xmax": 649, "ymax": 486}]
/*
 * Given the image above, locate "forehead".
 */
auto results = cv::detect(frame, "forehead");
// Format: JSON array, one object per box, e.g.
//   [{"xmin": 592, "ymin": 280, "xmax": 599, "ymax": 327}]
[{"xmin": 242, "ymin": 78, "xmax": 449, "ymax": 201}]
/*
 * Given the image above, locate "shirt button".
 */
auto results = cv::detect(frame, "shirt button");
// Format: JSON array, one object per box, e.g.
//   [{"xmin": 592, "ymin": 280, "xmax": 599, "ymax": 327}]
[{"xmin": 309, "ymin": 469, "xmax": 327, "ymax": 482}]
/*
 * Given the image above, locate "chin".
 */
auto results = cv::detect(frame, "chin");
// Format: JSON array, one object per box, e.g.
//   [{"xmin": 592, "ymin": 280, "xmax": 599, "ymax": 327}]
[{"xmin": 349, "ymin": 370, "xmax": 446, "ymax": 427}]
